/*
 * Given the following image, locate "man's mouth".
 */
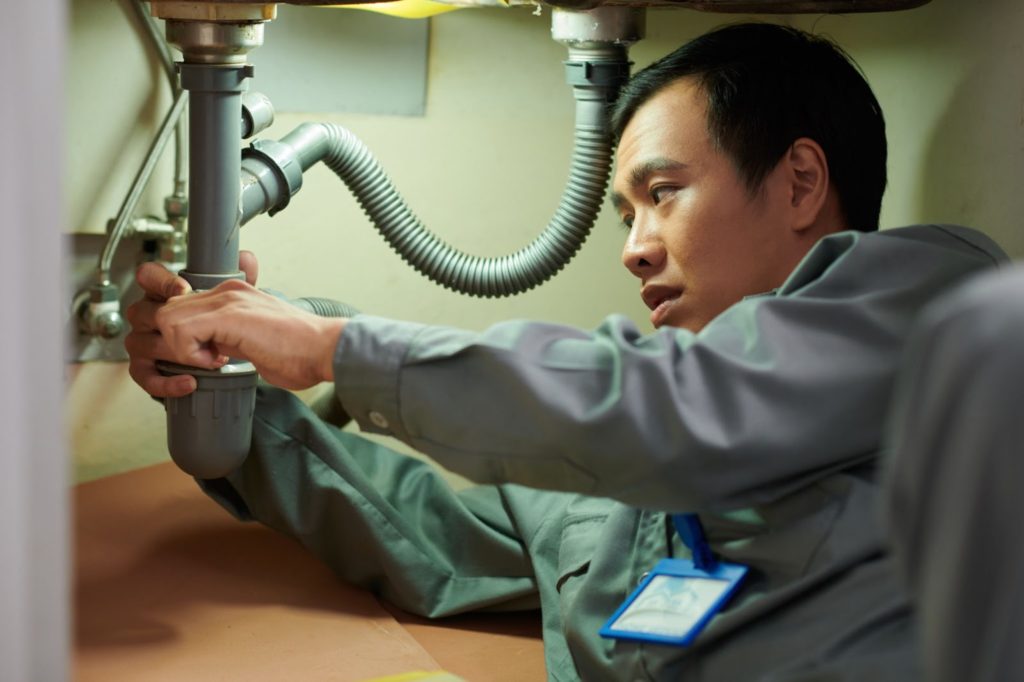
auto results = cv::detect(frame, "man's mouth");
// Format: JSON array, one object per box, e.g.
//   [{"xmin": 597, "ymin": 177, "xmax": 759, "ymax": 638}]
[{"xmin": 641, "ymin": 286, "xmax": 683, "ymax": 327}]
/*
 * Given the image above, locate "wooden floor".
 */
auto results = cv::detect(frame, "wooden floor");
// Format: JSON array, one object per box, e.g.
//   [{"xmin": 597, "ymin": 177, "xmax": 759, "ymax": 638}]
[{"xmin": 75, "ymin": 462, "xmax": 546, "ymax": 681}]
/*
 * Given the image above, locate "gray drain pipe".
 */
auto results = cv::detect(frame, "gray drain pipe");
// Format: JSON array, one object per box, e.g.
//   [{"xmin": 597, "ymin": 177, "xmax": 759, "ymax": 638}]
[{"xmin": 239, "ymin": 7, "xmax": 644, "ymax": 298}]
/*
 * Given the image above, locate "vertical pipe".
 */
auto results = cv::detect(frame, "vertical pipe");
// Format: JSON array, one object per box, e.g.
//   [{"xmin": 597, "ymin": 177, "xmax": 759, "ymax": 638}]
[
  {"xmin": 177, "ymin": 63, "xmax": 252, "ymax": 289},
  {"xmin": 160, "ymin": 63, "xmax": 259, "ymax": 480}
]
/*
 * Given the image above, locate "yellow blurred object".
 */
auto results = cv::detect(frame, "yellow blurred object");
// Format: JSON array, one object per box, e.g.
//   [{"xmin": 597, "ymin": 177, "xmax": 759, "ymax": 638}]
[
  {"xmin": 358, "ymin": 671, "xmax": 466, "ymax": 682},
  {"xmin": 331, "ymin": 0, "xmax": 462, "ymax": 18}
]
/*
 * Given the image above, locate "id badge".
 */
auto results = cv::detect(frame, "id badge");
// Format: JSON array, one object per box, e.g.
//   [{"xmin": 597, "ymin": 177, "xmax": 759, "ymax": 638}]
[{"xmin": 599, "ymin": 558, "xmax": 747, "ymax": 647}]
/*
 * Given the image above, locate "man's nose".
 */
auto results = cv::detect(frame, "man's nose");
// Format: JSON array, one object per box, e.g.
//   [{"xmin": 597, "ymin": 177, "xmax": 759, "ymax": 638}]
[{"xmin": 621, "ymin": 220, "xmax": 667, "ymax": 278}]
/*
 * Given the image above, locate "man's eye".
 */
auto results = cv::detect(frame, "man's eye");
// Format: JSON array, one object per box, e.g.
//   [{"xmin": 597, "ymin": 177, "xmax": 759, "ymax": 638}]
[
  {"xmin": 650, "ymin": 186, "xmax": 677, "ymax": 205},
  {"xmin": 620, "ymin": 215, "xmax": 634, "ymax": 231}
]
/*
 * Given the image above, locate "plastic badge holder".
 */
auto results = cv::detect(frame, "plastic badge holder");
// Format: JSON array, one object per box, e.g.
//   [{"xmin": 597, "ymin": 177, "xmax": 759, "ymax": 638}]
[
  {"xmin": 160, "ymin": 360, "xmax": 258, "ymax": 479},
  {"xmin": 599, "ymin": 558, "xmax": 747, "ymax": 647}
]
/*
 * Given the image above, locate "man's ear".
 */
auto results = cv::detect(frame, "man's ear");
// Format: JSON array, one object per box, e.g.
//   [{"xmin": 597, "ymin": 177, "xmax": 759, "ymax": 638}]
[{"xmin": 786, "ymin": 137, "xmax": 830, "ymax": 232}]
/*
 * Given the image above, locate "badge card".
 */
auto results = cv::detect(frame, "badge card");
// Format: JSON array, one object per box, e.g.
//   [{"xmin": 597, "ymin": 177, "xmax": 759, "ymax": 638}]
[{"xmin": 599, "ymin": 558, "xmax": 747, "ymax": 647}]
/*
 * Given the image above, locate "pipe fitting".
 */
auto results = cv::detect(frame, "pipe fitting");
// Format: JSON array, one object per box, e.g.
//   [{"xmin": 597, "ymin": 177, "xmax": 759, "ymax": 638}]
[
  {"xmin": 563, "ymin": 48, "xmax": 632, "ymax": 90},
  {"xmin": 554, "ymin": 7, "xmax": 644, "ymax": 127},
  {"xmin": 80, "ymin": 282, "xmax": 125, "ymax": 339},
  {"xmin": 128, "ymin": 217, "xmax": 176, "ymax": 237},
  {"xmin": 551, "ymin": 6, "xmax": 646, "ymax": 48},
  {"xmin": 241, "ymin": 91, "xmax": 275, "ymax": 139},
  {"xmin": 239, "ymin": 122, "xmax": 332, "ymax": 225},
  {"xmin": 164, "ymin": 193, "xmax": 188, "ymax": 226},
  {"xmin": 240, "ymin": 138, "xmax": 305, "ymax": 218},
  {"xmin": 166, "ymin": 20, "xmax": 266, "ymax": 65},
  {"xmin": 177, "ymin": 62, "xmax": 254, "ymax": 94}
]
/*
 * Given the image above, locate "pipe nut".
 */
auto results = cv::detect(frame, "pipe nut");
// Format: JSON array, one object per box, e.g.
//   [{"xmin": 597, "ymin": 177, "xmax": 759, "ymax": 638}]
[
  {"xmin": 95, "ymin": 311, "xmax": 126, "ymax": 339},
  {"xmin": 166, "ymin": 19, "xmax": 266, "ymax": 65},
  {"xmin": 551, "ymin": 6, "xmax": 646, "ymax": 47},
  {"xmin": 165, "ymin": 194, "xmax": 189, "ymax": 220},
  {"xmin": 564, "ymin": 59, "xmax": 632, "ymax": 90},
  {"xmin": 90, "ymin": 282, "xmax": 120, "ymax": 304}
]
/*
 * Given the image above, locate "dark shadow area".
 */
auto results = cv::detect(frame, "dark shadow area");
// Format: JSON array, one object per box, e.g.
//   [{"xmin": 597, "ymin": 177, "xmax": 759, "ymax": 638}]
[{"xmin": 384, "ymin": 602, "xmax": 544, "ymax": 640}]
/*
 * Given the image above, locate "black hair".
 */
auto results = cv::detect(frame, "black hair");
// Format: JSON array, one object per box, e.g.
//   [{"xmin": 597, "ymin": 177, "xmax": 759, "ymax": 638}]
[{"xmin": 611, "ymin": 23, "xmax": 887, "ymax": 232}]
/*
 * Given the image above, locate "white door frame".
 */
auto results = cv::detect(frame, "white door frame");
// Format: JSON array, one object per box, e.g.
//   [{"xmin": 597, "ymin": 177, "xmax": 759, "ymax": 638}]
[{"xmin": 0, "ymin": 3, "xmax": 70, "ymax": 681}]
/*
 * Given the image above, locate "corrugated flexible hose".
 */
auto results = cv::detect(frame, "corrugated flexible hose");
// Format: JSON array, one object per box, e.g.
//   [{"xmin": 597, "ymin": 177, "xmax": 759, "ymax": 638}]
[{"xmin": 315, "ymin": 122, "xmax": 613, "ymax": 298}]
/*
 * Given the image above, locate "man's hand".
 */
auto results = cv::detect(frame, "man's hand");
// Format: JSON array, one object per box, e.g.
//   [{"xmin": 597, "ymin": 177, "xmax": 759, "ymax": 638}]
[
  {"xmin": 124, "ymin": 261, "xmax": 198, "ymax": 398},
  {"xmin": 125, "ymin": 251, "xmax": 345, "ymax": 397},
  {"xmin": 154, "ymin": 279, "xmax": 345, "ymax": 391}
]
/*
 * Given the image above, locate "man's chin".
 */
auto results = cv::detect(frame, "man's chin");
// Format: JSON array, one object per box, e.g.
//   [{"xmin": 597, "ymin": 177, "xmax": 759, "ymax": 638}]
[
  {"xmin": 651, "ymin": 315, "xmax": 700, "ymax": 331},
  {"xmin": 654, "ymin": 314, "xmax": 702, "ymax": 334}
]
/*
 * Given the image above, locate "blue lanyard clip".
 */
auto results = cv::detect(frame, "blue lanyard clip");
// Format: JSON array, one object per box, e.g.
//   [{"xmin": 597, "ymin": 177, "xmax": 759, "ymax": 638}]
[{"xmin": 672, "ymin": 513, "xmax": 716, "ymax": 572}]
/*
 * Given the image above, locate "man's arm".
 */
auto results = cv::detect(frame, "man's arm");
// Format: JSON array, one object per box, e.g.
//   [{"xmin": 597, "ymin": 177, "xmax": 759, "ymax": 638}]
[
  {"xmin": 129, "ymin": 228, "xmax": 1002, "ymax": 513},
  {"xmin": 329, "ymin": 229, "xmax": 1001, "ymax": 512}
]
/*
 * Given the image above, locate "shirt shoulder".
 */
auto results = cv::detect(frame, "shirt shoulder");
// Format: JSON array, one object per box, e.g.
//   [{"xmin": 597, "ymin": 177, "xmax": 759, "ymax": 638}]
[{"xmin": 777, "ymin": 224, "xmax": 1009, "ymax": 297}]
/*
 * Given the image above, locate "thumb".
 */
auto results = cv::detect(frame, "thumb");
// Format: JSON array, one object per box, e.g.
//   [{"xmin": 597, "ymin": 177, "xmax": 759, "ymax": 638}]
[
  {"xmin": 137, "ymin": 262, "xmax": 191, "ymax": 302},
  {"xmin": 239, "ymin": 250, "xmax": 260, "ymax": 286}
]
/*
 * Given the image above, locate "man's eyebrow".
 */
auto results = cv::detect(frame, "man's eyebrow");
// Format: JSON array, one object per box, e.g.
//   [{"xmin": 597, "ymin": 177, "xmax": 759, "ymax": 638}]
[
  {"xmin": 610, "ymin": 157, "xmax": 688, "ymax": 213},
  {"xmin": 610, "ymin": 191, "xmax": 628, "ymax": 213},
  {"xmin": 629, "ymin": 157, "xmax": 688, "ymax": 189}
]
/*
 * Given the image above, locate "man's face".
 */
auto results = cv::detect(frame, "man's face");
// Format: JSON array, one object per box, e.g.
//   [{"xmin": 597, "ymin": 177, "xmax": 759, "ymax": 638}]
[{"xmin": 612, "ymin": 77, "xmax": 795, "ymax": 332}]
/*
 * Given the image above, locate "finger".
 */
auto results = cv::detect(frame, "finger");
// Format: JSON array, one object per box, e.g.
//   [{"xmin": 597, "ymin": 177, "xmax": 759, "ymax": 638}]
[
  {"xmin": 128, "ymin": 358, "xmax": 197, "ymax": 398},
  {"xmin": 136, "ymin": 262, "xmax": 191, "ymax": 302},
  {"xmin": 124, "ymin": 298, "xmax": 164, "ymax": 333},
  {"xmin": 161, "ymin": 335, "xmax": 227, "ymax": 370},
  {"xmin": 239, "ymin": 250, "xmax": 259, "ymax": 286},
  {"xmin": 124, "ymin": 328, "xmax": 177, "ymax": 363},
  {"xmin": 155, "ymin": 280, "xmax": 255, "ymax": 325},
  {"xmin": 155, "ymin": 308, "xmax": 231, "ymax": 369}
]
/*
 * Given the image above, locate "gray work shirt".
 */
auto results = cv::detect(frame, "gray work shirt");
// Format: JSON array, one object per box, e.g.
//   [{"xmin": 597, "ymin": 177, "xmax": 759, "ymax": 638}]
[{"xmin": 327, "ymin": 225, "xmax": 1005, "ymax": 679}]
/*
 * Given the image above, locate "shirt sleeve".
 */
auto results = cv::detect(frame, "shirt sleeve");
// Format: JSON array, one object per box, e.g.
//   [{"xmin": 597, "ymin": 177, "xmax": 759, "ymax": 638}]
[{"xmin": 332, "ymin": 227, "xmax": 1003, "ymax": 513}]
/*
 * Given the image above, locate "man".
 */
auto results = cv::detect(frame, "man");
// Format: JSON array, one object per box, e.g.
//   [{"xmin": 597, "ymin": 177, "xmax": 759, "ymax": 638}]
[{"xmin": 126, "ymin": 23, "xmax": 1006, "ymax": 680}]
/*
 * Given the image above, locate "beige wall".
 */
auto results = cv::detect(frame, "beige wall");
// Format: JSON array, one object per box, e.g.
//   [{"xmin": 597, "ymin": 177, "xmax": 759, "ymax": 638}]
[{"xmin": 67, "ymin": 0, "xmax": 1024, "ymax": 482}]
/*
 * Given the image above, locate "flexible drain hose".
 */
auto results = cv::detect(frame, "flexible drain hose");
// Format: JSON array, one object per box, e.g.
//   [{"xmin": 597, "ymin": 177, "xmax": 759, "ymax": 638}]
[
  {"xmin": 242, "ymin": 106, "xmax": 616, "ymax": 300},
  {"xmin": 293, "ymin": 296, "xmax": 360, "ymax": 319},
  {"xmin": 316, "ymin": 122, "xmax": 612, "ymax": 298}
]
